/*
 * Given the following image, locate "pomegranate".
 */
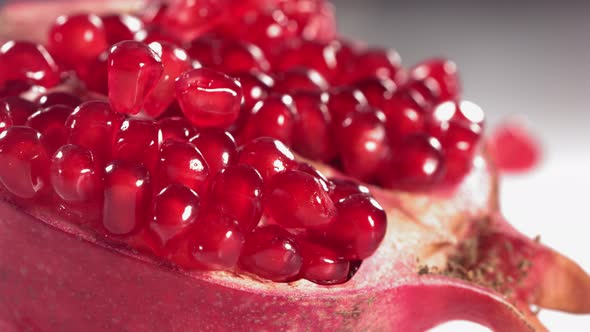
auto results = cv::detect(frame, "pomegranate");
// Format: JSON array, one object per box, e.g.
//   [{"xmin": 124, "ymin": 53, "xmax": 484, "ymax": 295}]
[{"xmin": 0, "ymin": 0, "xmax": 588, "ymax": 331}]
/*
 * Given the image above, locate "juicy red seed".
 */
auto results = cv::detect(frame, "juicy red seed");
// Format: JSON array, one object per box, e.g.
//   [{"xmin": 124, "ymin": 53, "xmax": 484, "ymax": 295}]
[
  {"xmin": 36, "ymin": 92, "xmax": 82, "ymax": 109},
  {"xmin": 209, "ymin": 164, "xmax": 263, "ymax": 232},
  {"xmin": 379, "ymin": 134, "xmax": 445, "ymax": 191},
  {"xmin": 83, "ymin": 51, "xmax": 109, "ymax": 94},
  {"xmin": 326, "ymin": 87, "xmax": 368, "ymax": 126},
  {"xmin": 103, "ymin": 161, "xmax": 152, "ymax": 236},
  {"xmin": 175, "ymin": 68, "xmax": 243, "ymax": 128},
  {"xmin": 66, "ymin": 101, "xmax": 124, "ymax": 164},
  {"xmin": 264, "ymin": 169, "xmax": 336, "ymax": 229},
  {"xmin": 134, "ymin": 26, "xmax": 180, "ymax": 45},
  {"xmin": 0, "ymin": 107, "xmax": 12, "ymax": 133},
  {"xmin": 0, "ymin": 126, "xmax": 49, "ymax": 198},
  {"xmin": 184, "ymin": 36, "xmax": 219, "ymax": 67},
  {"xmin": 217, "ymin": 41, "xmax": 270, "ymax": 73},
  {"xmin": 189, "ymin": 129, "xmax": 238, "ymax": 176},
  {"xmin": 279, "ymin": 0, "xmax": 337, "ymax": 42},
  {"xmin": 144, "ymin": 41, "xmax": 192, "ymax": 118},
  {"xmin": 354, "ymin": 77, "xmax": 396, "ymax": 110},
  {"xmin": 157, "ymin": 140, "xmax": 209, "ymax": 195},
  {"xmin": 329, "ymin": 178, "xmax": 371, "ymax": 203},
  {"xmin": 429, "ymin": 120, "xmax": 482, "ymax": 186},
  {"xmin": 232, "ymin": 71, "xmax": 274, "ymax": 112},
  {"xmin": 336, "ymin": 109, "xmax": 390, "ymax": 182},
  {"xmin": 345, "ymin": 48, "xmax": 403, "ymax": 84},
  {"xmin": 0, "ymin": 40, "xmax": 60, "ymax": 87},
  {"xmin": 238, "ymin": 94, "xmax": 298, "ymax": 145},
  {"xmin": 296, "ymin": 162, "xmax": 331, "ymax": 192},
  {"xmin": 0, "ymin": 97, "xmax": 39, "ymax": 125},
  {"xmin": 176, "ymin": 212, "xmax": 245, "ymax": 270},
  {"xmin": 101, "ymin": 14, "xmax": 144, "ymax": 45},
  {"xmin": 488, "ymin": 120, "xmax": 542, "ymax": 173},
  {"xmin": 142, "ymin": 2, "xmax": 168, "ymax": 25},
  {"xmin": 158, "ymin": 117, "xmax": 197, "ymax": 142},
  {"xmin": 239, "ymin": 225, "xmax": 302, "ymax": 282},
  {"xmin": 408, "ymin": 58, "xmax": 460, "ymax": 104},
  {"xmin": 25, "ymin": 104, "xmax": 72, "ymax": 154},
  {"xmin": 48, "ymin": 14, "xmax": 108, "ymax": 66},
  {"xmin": 291, "ymin": 92, "xmax": 336, "ymax": 162},
  {"xmin": 150, "ymin": 183, "xmax": 200, "ymax": 246},
  {"xmin": 321, "ymin": 194, "xmax": 387, "ymax": 260},
  {"xmin": 238, "ymin": 10, "xmax": 296, "ymax": 54},
  {"xmin": 382, "ymin": 95, "xmax": 426, "ymax": 144},
  {"xmin": 108, "ymin": 40, "xmax": 164, "ymax": 115},
  {"xmin": 274, "ymin": 40, "xmax": 343, "ymax": 83},
  {"xmin": 273, "ymin": 67, "xmax": 329, "ymax": 94},
  {"xmin": 50, "ymin": 144, "xmax": 102, "ymax": 203},
  {"xmin": 430, "ymin": 100, "xmax": 485, "ymax": 130},
  {"xmin": 112, "ymin": 119, "xmax": 162, "ymax": 174},
  {"xmin": 159, "ymin": 0, "xmax": 226, "ymax": 42},
  {"xmin": 237, "ymin": 137, "xmax": 296, "ymax": 181},
  {"xmin": 299, "ymin": 238, "xmax": 350, "ymax": 285},
  {"xmin": 0, "ymin": 80, "xmax": 34, "ymax": 98}
]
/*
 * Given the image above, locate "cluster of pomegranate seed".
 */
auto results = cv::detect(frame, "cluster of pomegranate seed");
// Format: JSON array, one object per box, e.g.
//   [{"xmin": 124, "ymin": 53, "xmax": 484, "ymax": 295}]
[{"xmin": 0, "ymin": 0, "xmax": 487, "ymax": 285}]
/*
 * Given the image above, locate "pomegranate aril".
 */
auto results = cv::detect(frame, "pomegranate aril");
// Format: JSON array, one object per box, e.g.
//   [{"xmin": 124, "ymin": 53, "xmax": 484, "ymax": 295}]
[
  {"xmin": 430, "ymin": 100, "xmax": 485, "ymax": 131},
  {"xmin": 184, "ymin": 36, "xmax": 220, "ymax": 67},
  {"xmin": 150, "ymin": 183, "xmax": 200, "ymax": 246},
  {"xmin": 329, "ymin": 178, "xmax": 371, "ymax": 203},
  {"xmin": 159, "ymin": 0, "xmax": 227, "ymax": 42},
  {"xmin": 295, "ymin": 162, "xmax": 331, "ymax": 192},
  {"xmin": 107, "ymin": 40, "xmax": 164, "ymax": 115},
  {"xmin": 237, "ymin": 137, "xmax": 296, "ymax": 181},
  {"xmin": 408, "ymin": 58, "xmax": 460, "ymax": 105},
  {"xmin": 0, "ymin": 97, "xmax": 39, "ymax": 125},
  {"xmin": 326, "ymin": 87, "xmax": 368, "ymax": 127},
  {"xmin": 238, "ymin": 10, "xmax": 297, "ymax": 55},
  {"xmin": 239, "ymin": 225, "xmax": 302, "ymax": 282},
  {"xmin": 158, "ymin": 117, "xmax": 197, "ymax": 142},
  {"xmin": 354, "ymin": 77, "xmax": 396, "ymax": 110},
  {"xmin": 157, "ymin": 140, "xmax": 209, "ymax": 195},
  {"xmin": 144, "ymin": 41, "xmax": 192, "ymax": 118},
  {"xmin": 232, "ymin": 71, "xmax": 274, "ymax": 112},
  {"xmin": 36, "ymin": 92, "xmax": 82, "ymax": 109},
  {"xmin": 0, "ymin": 126, "xmax": 49, "ymax": 198},
  {"xmin": 50, "ymin": 144, "xmax": 102, "ymax": 203},
  {"xmin": 279, "ymin": 0, "xmax": 337, "ymax": 42},
  {"xmin": 134, "ymin": 26, "xmax": 180, "ymax": 45},
  {"xmin": 185, "ymin": 212, "xmax": 245, "ymax": 270},
  {"xmin": 382, "ymin": 95, "xmax": 426, "ymax": 144},
  {"xmin": 0, "ymin": 41, "xmax": 60, "ymax": 88},
  {"xmin": 274, "ymin": 40, "xmax": 342, "ymax": 83},
  {"xmin": 488, "ymin": 120, "xmax": 542, "ymax": 173},
  {"xmin": 273, "ymin": 67, "xmax": 328, "ymax": 94},
  {"xmin": 175, "ymin": 68, "xmax": 243, "ymax": 129},
  {"xmin": 103, "ymin": 161, "xmax": 152, "ymax": 236},
  {"xmin": 189, "ymin": 129, "xmax": 238, "ymax": 177},
  {"xmin": 291, "ymin": 92, "xmax": 336, "ymax": 162},
  {"xmin": 83, "ymin": 51, "xmax": 109, "ymax": 94},
  {"xmin": 48, "ymin": 14, "xmax": 108, "ymax": 67},
  {"xmin": 66, "ymin": 101, "xmax": 124, "ymax": 164},
  {"xmin": 264, "ymin": 169, "xmax": 336, "ymax": 229},
  {"xmin": 0, "ymin": 108, "xmax": 12, "ymax": 133},
  {"xmin": 238, "ymin": 94, "xmax": 298, "ymax": 145},
  {"xmin": 0, "ymin": 80, "xmax": 35, "ymax": 98},
  {"xmin": 112, "ymin": 119, "xmax": 162, "ymax": 174},
  {"xmin": 336, "ymin": 109, "xmax": 390, "ymax": 182},
  {"xmin": 25, "ymin": 105, "xmax": 72, "ymax": 154},
  {"xmin": 299, "ymin": 238, "xmax": 350, "ymax": 285},
  {"xmin": 216, "ymin": 41, "xmax": 270, "ymax": 73},
  {"xmin": 101, "ymin": 14, "xmax": 144, "ymax": 45},
  {"xmin": 379, "ymin": 134, "xmax": 445, "ymax": 191},
  {"xmin": 320, "ymin": 194, "xmax": 387, "ymax": 260},
  {"xmin": 344, "ymin": 48, "xmax": 403, "ymax": 84}
]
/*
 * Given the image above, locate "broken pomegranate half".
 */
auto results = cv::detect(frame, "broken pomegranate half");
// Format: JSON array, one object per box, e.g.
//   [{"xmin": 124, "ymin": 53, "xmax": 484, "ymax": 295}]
[{"xmin": 0, "ymin": 0, "xmax": 588, "ymax": 331}]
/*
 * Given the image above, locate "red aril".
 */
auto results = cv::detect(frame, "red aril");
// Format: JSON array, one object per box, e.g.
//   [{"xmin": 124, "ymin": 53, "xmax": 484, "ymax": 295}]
[
  {"xmin": 175, "ymin": 68, "xmax": 243, "ymax": 129},
  {"xmin": 157, "ymin": 140, "xmax": 209, "ymax": 195},
  {"xmin": 298, "ymin": 238, "xmax": 350, "ymax": 285},
  {"xmin": 232, "ymin": 71, "xmax": 274, "ymax": 112},
  {"xmin": 102, "ymin": 161, "xmax": 152, "ymax": 236},
  {"xmin": 50, "ymin": 144, "xmax": 102, "ymax": 203},
  {"xmin": 189, "ymin": 129, "xmax": 238, "ymax": 177},
  {"xmin": 0, "ymin": 126, "xmax": 49, "ymax": 198},
  {"xmin": 0, "ymin": 40, "xmax": 60, "ymax": 88},
  {"xmin": 488, "ymin": 120, "xmax": 542, "ymax": 173},
  {"xmin": 150, "ymin": 183, "xmax": 200, "ymax": 247},
  {"xmin": 36, "ymin": 92, "xmax": 82, "ymax": 109},
  {"xmin": 101, "ymin": 14, "xmax": 144, "ymax": 45},
  {"xmin": 112, "ymin": 119, "xmax": 162, "ymax": 174},
  {"xmin": 273, "ymin": 67, "xmax": 329, "ymax": 94},
  {"xmin": 237, "ymin": 137, "xmax": 296, "ymax": 181},
  {"xmin": 25, "ymin": 104, "xmax": 72, "ymax": 155},
  {"xmin": 239, "ymin": 225, "xmax": 303, "ymax": 282},
  {"xmin": 238, "ymin": 94, "xmax": 298, "ymax": 145},
  {"xmin": 382, "ymin": 94, "xmax": 426, "ymax": 144},
  {"xmin": 326, "ymin": 87, "xmax": 368, "ymax": 127},
  {"xmin": 0, "ymin": 107, "xmax": 12, "ymax": 133},
  {"xmin": 291, "ymin": 92, "xmax": 336, "ymax": 162},
  {"xmin": 158, "ymin": 117, "xmax": 197, "ymax": 143},
  {"xmin": 216, "ymin": 40, "xmax": 270, "ymax": 74},
  {"xmin": 328, "ymin": 178, "xmax": 371, "ymax": 203},
  {"xmin": 344, "ymin": 48, "xmax": 403, "ymax": 84},
  {"xmin": 354, "ymin": 77, "xmax": 396, "ymax": 110},
  {"xmin": 0, "ymin": 97, "xmax": 39, "ymax": 125},
  {"xmin": 107, "ymin": 40, "xmax": 164, "ymax": 115},
  {"xmin": 264, "ymin": 169, "xmax": 336, "ymax": 229},
  {"xmin": 407, "ymin": 58, "xmax": 461, "ymax": 106}
]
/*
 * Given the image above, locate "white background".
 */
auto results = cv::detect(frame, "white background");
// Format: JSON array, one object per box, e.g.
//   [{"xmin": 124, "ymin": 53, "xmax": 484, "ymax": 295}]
[{"xmin": 335, "ymin": 0, "xmax": 590, "ymax": 330}]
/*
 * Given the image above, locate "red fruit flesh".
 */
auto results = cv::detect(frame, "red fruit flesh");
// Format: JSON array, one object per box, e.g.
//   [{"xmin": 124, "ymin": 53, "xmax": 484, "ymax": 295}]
[
  {"xmin": 189, "ymin": 129, "xmax": 238, "ymax": 177},
  {"xmin": 157, "ymin": 140, "xmax": 209, "ymax": 195},
  {"xmin": 237, "ymin": 137, "xmax": 297, "ymax": 181},
  {"xmin": 0, "ymin": 40, "xmax": 60, "ymax": 88},
  {"xmin": 25, "ymin": 104, "xmax": 72, "ymax": 154},
  {"xmin": 50, "ymin": 144, "xmax": 102, "ymax": 203},
  {"xmin": 299, "ymin": 238, "xmax": 351, "ymax": 285},
  {"xmin": 237, "ymin": 94, "xmax": 299, "ymax": 145},
  {"xmin": 48, "ymin": 14, "xmax": 108, "ymax": 67},
  {"xmin": 107, "ymin": 40, "xmax": 164, "ymax": 115},
  {"xmin": 150, "ymin": 183, "xmax": 200, "ymax": 247},
  {"xmin": 175, "ymin": 68, "xmax": 243, "ymax": 129}
]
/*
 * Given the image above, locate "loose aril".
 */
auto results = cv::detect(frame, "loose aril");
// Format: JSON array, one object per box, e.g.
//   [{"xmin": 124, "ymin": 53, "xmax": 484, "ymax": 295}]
[
  {"xmin": 175, "ymin": 68, "xmax": 243, "ymax": 129},
  {"xmin": 107, "ymin": 40, "xmax": 164, "ymax": 115}
]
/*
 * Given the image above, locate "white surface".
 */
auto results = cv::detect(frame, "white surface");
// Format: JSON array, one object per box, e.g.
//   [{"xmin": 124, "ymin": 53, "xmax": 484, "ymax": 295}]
[{"xmin": 336, "ymin": 1, "xmax": 590, "ymax": 330}]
